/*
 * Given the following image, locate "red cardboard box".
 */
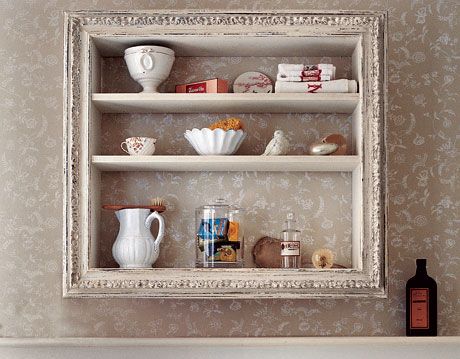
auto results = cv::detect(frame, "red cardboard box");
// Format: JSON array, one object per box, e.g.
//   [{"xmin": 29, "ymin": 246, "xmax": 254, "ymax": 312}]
[{"xmin": 175, "ymin": 78, "xmax": 228, "ymax": 93}]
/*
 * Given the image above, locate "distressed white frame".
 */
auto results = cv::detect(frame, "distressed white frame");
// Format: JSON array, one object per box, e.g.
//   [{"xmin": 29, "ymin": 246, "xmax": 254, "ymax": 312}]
[{"xmin": 63, "ymin": 10, "xmax": 387, "ymax": 298}]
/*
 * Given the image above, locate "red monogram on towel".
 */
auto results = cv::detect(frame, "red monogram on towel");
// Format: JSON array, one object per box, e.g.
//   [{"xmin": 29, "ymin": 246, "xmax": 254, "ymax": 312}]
[{"xmin": 307, "ymin": 83, "xmax": 322, "ymax": 93}]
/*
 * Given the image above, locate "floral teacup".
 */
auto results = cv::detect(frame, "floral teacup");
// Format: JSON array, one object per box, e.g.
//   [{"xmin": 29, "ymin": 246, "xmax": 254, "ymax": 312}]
[{"xmin": 121, "ymin": 137, "xmax": 156, "ymax": 156}]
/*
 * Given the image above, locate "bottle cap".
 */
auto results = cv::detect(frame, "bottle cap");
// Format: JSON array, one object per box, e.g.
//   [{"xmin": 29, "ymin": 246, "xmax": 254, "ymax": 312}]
[
  {"xmin": 283, "ymin": 212, "xmax": 298, "ymax": 232},
  {"xmin": 416, "ymin": 258, "xmax": 427, "ymax": 266}
]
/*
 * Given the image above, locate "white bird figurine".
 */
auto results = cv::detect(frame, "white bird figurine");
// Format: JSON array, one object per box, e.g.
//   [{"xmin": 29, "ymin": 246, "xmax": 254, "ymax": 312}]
[{"xmin": 261, "ymin": 130, "xmax": 290, "ymax": 156}]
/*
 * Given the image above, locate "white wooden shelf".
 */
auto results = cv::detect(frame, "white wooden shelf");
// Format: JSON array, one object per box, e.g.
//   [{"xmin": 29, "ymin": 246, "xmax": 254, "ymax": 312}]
[
  {"xmin": 92, "ymin": 155, "xmax": 360, "ymax": 172},
  {"xmin": 92, "ymin": 93, "xmax": 359, "ymax": 114},
  {"xmin": 1, "ymin": 337, "xmax": 459, "ymax": 358}
]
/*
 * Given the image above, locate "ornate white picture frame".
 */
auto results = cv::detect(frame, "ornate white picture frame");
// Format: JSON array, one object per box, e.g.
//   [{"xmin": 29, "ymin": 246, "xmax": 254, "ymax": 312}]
[{"xmin": 63, "ymin": 10, "xmax": 387, "ymax": 298}]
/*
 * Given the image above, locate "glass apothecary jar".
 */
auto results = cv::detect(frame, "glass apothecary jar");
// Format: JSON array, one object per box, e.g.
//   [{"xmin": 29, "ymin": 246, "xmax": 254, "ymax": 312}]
[{"xmin": 195, "ymin": 198, "xmax": 244, "ymax": 268}]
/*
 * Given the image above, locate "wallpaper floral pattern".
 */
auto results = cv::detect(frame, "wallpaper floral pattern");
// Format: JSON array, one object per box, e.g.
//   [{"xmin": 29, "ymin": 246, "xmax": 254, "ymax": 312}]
[{"xmin": 0, "ymin": 0, "xmax": 458, "ymax": 337}]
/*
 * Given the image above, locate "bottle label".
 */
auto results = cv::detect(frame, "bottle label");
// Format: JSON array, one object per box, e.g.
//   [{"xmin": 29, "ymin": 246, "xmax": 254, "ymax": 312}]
[
  {"xmin": 410, "ymin": 288, "xmax": 429, "ymax": 329},
  {"xmin": 281, "ymin": 241, "xmax": 300, "ymax": 256}
]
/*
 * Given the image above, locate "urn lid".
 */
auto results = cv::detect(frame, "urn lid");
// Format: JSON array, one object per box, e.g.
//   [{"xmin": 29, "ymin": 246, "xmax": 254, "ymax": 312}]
[{"xmin": 124, "ymin": 45, "xmax": 175, "ymax": 57}]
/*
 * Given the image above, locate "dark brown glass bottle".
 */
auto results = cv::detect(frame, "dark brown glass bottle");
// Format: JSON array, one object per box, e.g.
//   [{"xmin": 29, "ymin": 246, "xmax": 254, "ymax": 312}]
[{"xmin": 406, "ymin": 259, "xmax": 437, "ymax": 336}]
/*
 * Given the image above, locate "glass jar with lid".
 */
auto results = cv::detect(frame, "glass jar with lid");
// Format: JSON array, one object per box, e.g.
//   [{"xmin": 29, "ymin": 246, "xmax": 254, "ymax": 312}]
[{"xmin": 195, "ymin": 198, "xmax": 244, "ymax": 268}]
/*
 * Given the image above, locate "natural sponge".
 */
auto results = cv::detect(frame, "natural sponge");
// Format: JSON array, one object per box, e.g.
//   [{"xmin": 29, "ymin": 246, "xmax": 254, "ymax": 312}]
[{"xmin": 208, "ymin": 117, "xmax": 244, "ymax": 131}]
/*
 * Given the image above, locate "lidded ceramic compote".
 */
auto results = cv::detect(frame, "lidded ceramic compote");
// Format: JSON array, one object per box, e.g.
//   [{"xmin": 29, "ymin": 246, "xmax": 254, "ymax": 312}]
[{"xmin": 124, "ymin": 45, "xmax": 175, "ymax": 93}]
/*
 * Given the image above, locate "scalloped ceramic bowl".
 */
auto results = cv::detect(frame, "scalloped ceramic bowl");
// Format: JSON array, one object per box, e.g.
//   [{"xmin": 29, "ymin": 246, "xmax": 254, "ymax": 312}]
[{"xmin": 184, "ymin": 128, "xmax": 247, "ymax": 155}]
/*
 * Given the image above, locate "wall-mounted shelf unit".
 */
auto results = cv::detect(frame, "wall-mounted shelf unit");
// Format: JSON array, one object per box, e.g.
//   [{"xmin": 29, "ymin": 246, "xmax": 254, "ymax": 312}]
[{"xmin": 63, "ymin": 10, "xmax": 387, "ymax": 298}]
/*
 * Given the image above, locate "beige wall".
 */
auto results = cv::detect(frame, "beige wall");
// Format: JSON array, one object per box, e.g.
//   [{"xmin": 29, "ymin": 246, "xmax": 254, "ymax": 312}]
[{"xmin": 0, "ymin": 0, "xmax": 458, "ymax": 337}]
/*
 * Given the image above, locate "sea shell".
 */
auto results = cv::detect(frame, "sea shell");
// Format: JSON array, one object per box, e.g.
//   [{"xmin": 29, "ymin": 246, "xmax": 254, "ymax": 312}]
[
  {"xmin": 311, "ymin": 248, "xmax": 334, "ymax": 269},
  {"xmin": 309, "ymin": 142, "xmax": 338, "ymax": 155},
  {"xmin": 321, "ymin": 133, "xmax": 347, "ymax": 155}
]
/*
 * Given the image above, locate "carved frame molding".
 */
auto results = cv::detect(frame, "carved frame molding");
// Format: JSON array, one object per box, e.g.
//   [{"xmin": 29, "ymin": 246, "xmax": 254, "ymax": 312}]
[{"xmin": 63, "ymin": 10, "xmax": 387, "ymax": 298}]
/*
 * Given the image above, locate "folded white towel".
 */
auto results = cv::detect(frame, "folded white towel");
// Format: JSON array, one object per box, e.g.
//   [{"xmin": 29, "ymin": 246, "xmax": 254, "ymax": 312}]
[
  {"xmin": 278, "ymin": 63, "xmax": 335, "ymax": 73},
  {"xmin": 279, "ymin": 69, "xmax": 335, "ymax": 77},
  {"xmin": 276, "ymin": 74, "xmax": 332, "ymax": 82},
  {"xmin": 275, "ymin": 79, "xmax": 358, "ymax": 93}
]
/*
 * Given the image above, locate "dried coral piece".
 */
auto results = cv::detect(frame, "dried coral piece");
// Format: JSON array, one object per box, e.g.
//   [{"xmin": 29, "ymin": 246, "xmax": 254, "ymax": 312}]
[
  {"xmin": 208, "ymin": 117, "xmax": 244, "ymax": 131},
  {"xmin": 311, "ymin": 248, "xmax": 334, "ymax": 269}
]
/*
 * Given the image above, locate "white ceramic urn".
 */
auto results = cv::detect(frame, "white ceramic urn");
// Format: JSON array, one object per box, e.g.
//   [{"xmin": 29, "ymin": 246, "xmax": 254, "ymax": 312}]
[
  {"xmin": 112, "ymin": 208, "xmax": 165, "ymax": 268},
  {"xmin": 124, "ymin": 45, "xmax": 175, "ymax": 93}
]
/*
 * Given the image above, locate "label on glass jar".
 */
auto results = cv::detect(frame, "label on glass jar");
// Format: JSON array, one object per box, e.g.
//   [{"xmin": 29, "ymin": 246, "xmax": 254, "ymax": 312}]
[
  {"xmin": 280, "ymin": 241, "xmax": 300, "ymax": 256},
  {"xmin": 410, "ymin": 288, "xmax": 429, "ymax": 329}
]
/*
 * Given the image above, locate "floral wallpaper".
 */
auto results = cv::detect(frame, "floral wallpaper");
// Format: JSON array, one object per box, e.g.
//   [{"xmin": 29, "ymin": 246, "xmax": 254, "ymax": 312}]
[
  {"xmin": 0, "ymin": 0, "xmax": 458, "ymax": 337},
  {"xmin": 98, "ymin": 56, "xmax": 354, "ymax": 269},
  {"xmin": 99, "ymin": 171, "xmax": 353, "ymax": 269}
]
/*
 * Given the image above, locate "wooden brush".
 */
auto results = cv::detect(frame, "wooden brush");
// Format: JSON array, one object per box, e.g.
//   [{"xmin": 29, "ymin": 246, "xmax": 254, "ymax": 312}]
[
  {"xmin": 150, "ymin": 197, "xmax": 165, "ymax": 207},
  {"xmin": 102, "ymin": 197, "xmax": 166, "ymax": 212}
]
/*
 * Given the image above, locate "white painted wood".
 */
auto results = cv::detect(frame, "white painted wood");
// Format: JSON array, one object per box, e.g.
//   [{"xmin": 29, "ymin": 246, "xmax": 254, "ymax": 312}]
[
  {"xmin": 80, "ymin": 30, "xmax": 91, "ymax": 275},
  {"xmin": 64, "ymin": 10, "xmax": 387, "ymax": 298},
  {"xmin": 351, "ymin": 36, "xmax": 363, "ymax": 156},
  {"xmin": 351, "ymin": 36, "xmax": 363, "ymax": 85},
  {"xmin": 351, "ymin": 165, "xmax": 363, "ymax": 270},
  {"xmin": 92, "ymin": 93, "xmax": 359, "ymax": 114},
  {"xmin": 1, "ymin": 337, "xmax": 459, "ymax": 359},
  {"xmin": 68, "ymin": 267, "xmax": 370, "ymax": 298},
  {"xmin": 350, "ymin": 38, "xmax": 363, "ymax": 270},
  {"xmin": 88, "ymin": 117, "xmax": 101, "ymax": 269},
  {"xmin": 92, "ymin": 155, "xmax": 360, "ymax": 172},
  {"xmin": 93, "ymin": 34, "xmax": 360, "ymax": 57},
  {"xmin": 89, "ymin": 43, "xmax": 102, "ymax": 269},
  {"xmin": 4, "ymin": 337, "xmax": 459, "ymax": 347}
]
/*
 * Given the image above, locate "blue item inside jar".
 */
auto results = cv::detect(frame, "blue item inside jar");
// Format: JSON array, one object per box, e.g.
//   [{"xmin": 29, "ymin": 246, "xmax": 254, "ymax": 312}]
[{"xmin": 197, "ymin": 218, "xmax": 229, "ymax": 240}]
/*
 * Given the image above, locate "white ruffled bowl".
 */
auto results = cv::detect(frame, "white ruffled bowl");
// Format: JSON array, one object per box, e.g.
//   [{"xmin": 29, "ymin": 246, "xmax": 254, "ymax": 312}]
[{"xmin": 184, "ymin": 128, "xmax": 247, "ymax": 155}]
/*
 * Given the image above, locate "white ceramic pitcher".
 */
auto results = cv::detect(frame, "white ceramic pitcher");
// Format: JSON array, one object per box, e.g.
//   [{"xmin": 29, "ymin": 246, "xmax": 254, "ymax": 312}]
[{"xmin": 112, "ymin": 208, "xmax": 165, "ymax": 268}]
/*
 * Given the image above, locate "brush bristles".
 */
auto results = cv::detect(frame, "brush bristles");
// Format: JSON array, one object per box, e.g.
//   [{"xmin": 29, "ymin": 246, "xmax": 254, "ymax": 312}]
[{"xmin": 150, "ymin": 197, "xmax": 165, "ymax": 206}]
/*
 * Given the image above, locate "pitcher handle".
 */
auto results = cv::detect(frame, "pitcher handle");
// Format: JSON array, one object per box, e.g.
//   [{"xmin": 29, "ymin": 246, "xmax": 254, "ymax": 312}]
[{"xmin": 145, "ymin": 211, "xmax": 164, "ymax": 248}]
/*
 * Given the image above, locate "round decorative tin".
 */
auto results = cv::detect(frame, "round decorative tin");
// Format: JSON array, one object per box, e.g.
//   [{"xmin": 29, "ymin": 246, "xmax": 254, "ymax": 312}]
[{"xmin": 233, "ymin": 71, "xmax": 273, "ymax": 93}]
